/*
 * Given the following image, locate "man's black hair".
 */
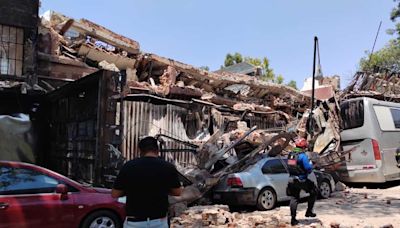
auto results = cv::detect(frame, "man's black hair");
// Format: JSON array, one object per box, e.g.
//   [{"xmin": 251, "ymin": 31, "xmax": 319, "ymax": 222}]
[{"xmin": 138, "ymin": 136, "xmax": 159, "ymax": 155}]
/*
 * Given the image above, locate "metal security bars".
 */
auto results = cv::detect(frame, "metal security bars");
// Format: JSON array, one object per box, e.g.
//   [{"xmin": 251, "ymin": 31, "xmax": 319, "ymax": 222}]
[{"xmin": 0, "ymin": 25, "xmax": 24, "ymax": 76}]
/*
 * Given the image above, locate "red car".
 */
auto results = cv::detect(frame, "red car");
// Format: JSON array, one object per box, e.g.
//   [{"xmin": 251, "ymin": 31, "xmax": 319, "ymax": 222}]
[{"xmin": 0, "ymin": 161, "xmax": 125, "ymax": 228}]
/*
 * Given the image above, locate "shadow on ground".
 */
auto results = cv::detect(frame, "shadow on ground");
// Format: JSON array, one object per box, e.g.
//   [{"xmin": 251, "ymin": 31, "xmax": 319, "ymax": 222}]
[{"xmin": 345, "ymin": 179, "xmax": 400, "ymax": 189}]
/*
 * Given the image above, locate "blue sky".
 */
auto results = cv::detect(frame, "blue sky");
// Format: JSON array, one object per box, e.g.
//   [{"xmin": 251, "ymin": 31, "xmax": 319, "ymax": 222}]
[{"xmin": 40, "ymin": 1, "xmax": 395, "ymax": 89}]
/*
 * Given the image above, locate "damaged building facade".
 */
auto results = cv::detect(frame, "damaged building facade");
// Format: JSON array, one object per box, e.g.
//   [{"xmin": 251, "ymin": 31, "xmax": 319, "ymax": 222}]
[{"xmin": 0, "ymin": 3, "xmax": 320, "ymax": 187}]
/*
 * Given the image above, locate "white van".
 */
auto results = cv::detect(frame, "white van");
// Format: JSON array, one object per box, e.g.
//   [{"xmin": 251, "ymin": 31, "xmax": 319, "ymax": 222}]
[{"xmin": 338, "ymin": 97, "xmax": 400, "ymax": 183}]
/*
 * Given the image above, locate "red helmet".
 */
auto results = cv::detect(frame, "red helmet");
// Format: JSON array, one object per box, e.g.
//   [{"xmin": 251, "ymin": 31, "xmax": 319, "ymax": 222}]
[{"xmin": 295, "ymin": 138, "xmax": 308, "ymax": 148}]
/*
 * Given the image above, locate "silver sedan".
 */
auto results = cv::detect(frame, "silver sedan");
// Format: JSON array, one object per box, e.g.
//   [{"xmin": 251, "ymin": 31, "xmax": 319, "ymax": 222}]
[{"xmin": 212, "ymin": 156, "xmax": 336, "ymax": 210}]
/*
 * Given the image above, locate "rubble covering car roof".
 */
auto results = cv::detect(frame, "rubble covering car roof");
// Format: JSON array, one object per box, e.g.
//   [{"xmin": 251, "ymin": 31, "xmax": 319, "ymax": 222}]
[{"xmin": 342, "ymin": 71, "xmax": 400, "ymax": 102}]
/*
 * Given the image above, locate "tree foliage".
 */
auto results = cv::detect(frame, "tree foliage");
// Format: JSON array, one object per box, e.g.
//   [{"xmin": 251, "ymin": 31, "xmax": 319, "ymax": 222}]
[
  {"xmin": 243, "ymin": 56, "xmax": 276, "ymax": 82},
  {"xmin": 199, "ymin": 66, "xmax": 210, "ymax": 71},
  {"xmin": 276, "ymin": 75, "xmax": 284, "ymax": 84},
  {"xmin": 224, "ymin": 52, "xmax": 243, "ymax": 67},
  {"xmin": 224, "ymin": 53, "xmax": 279, "ymax": 82},
  {"xmin": 359, "ymin": 0, "xmax": 400, "ymax": 72},
  {"xmin": 286, "ymin": 80, "xmax": 298, "ymax": 89},
  {"xmin": 389, "ymin": 0, "xmax": 400, "ymax": 38},
  {"xmin": 360, "ymin": 40, "xmax": 400, "ymax": 72}
]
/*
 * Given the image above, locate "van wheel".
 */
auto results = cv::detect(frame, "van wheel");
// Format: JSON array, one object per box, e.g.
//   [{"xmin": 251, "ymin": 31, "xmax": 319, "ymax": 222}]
[
  {"xmin": 256, "ymin": 187, "xmax": 277, "ymax": 210},
  {"xmin": 81, "ymin": 210, "xmax": 121, "ymax": 228},
  {"xmin": 319, "ymin": 180, "xmax": 331, "ymax": 199}
]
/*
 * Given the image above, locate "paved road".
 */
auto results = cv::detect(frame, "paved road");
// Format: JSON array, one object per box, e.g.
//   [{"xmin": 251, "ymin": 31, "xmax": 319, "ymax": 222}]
[{"xmin": 294, "ymin": 186, "xmax": 400, "ymax": 227}]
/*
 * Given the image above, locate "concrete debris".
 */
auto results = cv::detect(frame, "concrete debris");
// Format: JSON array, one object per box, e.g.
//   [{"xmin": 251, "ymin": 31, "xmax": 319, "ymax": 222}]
[
  {"xmin": 330, "ymin": 222, "xmax": 340, "ymax": 228},
  {"xmin": 295, "ymin": 96, "xmax": 346, "ymax": 169},
  {"xmin": 343, "ymin": 72, "xmax": 400, "ymax": 102},
  {"xmin": 160, "ymin": 122, "xmax": 296, "ymax": 206},
  {"xmin": 35, "ymin": 13, "xmax": 324, "ymax": 184},
  {"xmin": 136, "ymin": 53, "xmax": 310, "ymax": 115},
  {"xmin": 154, "ymin": 66, "xmax": 178, "ymax": 95},
  {"xmin": 233, "ymin": 102, "xmax": 272, "ymax": 112},
  {"xmin": 37, "ymin": 10, "xmax": 308, "ymax": 126},
  {"xmin": 39, "ymin": 10, "xmax": 138, "ymax": 81},
  {"xmin": 171, "ymin": 205, "xmax": 325, "ymax": 228},
  {"xmin": 335, "ymin": 182, "xmax": 347, "ymax": 192},
  {"xmin": 98, "ymin": 60, "xmax": 119, "ymax": 72}
]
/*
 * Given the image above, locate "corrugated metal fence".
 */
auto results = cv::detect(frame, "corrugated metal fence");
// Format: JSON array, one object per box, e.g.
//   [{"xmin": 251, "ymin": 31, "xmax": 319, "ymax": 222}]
[{"xmin": 122, "ymin": 101, "xmax": 198, "ymax": 166}]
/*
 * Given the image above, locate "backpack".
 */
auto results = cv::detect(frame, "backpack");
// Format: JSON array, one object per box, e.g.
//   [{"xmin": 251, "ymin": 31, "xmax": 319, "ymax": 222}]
[{"xmin": 287, "ymin": 152, "xmax": 306, "ymax": 176}]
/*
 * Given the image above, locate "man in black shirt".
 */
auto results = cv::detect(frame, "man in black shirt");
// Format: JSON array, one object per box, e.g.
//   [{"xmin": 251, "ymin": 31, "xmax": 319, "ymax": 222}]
[{"xmin": 112, "ymin": 136, "xmax": 182, "ymax": 228}]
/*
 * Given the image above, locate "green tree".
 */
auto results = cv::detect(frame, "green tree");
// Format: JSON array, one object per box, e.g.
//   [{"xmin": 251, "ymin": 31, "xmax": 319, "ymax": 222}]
[
  {"xmin": 287, "ymin": 80, "xmax": 298, "ymax": 90},
  {"xmin": 359, "ymin": 0, "xmax": 400, "ymax": 72},
  {"xmin": 389, "ymin": 0, "xmax": 400, "ymax": 39},
  {"xmin": 276, "ymin": 75, "xmax": 284, "ymax": 84},
  {"xmin": 223, "ymin": 53, "xmax": 284, "ymax": 83},
  {"xmin": 360, "ymin": 40, "xmax": 400, "ymax": 72},
  {"xmin": 199, "ymin": 66, "xmax": 210, "ymax": 71},
  {"xmin": 244, "ymin": 56, "xmax": 276, "ymax": 82},
  {"xmin": 224, "ymin": 52, "xmax": 243, "ymax": 67}
]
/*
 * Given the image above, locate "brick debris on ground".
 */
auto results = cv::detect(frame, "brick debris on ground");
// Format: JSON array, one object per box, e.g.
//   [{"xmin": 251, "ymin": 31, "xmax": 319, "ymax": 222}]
[{"xmin": 170, "ymin": 186, "xmax": 400, "ymax": 228}]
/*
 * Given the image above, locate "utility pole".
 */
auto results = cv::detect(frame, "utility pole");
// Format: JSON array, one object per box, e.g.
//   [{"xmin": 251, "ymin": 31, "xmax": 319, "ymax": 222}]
[
  {"xmin": 311, "ymin": 36, "xmax": 317, "ymax": 112},
  {"xmin": 308, "ymin": 36, "xmax": 318, "ymax": 137}
]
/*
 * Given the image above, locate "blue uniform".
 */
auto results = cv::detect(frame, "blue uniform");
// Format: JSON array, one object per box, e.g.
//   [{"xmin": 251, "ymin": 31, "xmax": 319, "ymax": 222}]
[{"xmin": 297, "ymin": 152, "xmax": 313, "ymax": 180}]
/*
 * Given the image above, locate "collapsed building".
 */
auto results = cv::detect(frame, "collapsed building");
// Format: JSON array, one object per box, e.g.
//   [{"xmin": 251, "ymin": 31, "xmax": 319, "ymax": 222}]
[
  {"xmin": 2, "ymin": 3, "xmax": 363, "ymax": 193},
  {"xmin": 0, "ymin": 5, "xmax": 316, "ymax": 188}
]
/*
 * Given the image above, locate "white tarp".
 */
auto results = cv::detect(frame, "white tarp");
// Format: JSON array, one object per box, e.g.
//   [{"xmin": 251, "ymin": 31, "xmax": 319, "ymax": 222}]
[{"xmin": 0, "ymin": 114, "xmax": 35, "ymax": 163}]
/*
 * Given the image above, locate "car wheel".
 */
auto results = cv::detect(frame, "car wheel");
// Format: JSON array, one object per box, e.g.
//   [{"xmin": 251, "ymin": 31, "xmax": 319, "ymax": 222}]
[
  {"xmin": 81, "ymin": 210, "xmax": 121, "ymax": 228},
  {"xmin": 256, "ymin": 187, "xmax": 277, "ymax": 210},
  {"xmin": 319, "ymin": 180, "xmax": 331, "ymax": 199}
]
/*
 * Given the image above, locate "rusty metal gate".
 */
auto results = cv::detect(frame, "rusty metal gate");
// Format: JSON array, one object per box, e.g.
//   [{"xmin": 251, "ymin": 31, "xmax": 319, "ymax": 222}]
[{"xmin": 45, "ymin": 70, "xmax": 123, "ymax": 186}]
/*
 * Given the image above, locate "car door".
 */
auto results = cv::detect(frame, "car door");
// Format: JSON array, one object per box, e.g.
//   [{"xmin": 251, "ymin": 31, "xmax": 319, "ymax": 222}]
[
  {"xmin": 261, "ymin": 158, "xmax": 289, "ymax": 200},
  {"xmin": 0, "ymin": 165, "xmax": 76, "ymax": 228}
]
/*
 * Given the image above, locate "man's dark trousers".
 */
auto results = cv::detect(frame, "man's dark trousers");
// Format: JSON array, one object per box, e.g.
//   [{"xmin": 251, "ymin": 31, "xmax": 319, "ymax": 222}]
[{"xmin": 288, "ymin": 179, "xmax": 317, "ymax": 219}]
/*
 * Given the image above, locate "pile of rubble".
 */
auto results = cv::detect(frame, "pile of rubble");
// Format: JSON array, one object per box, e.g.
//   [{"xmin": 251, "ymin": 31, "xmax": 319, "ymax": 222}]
[
  {"xmin": 343, "ymin": 71, "xmax": 400, "ymax": 102},
  {"xmin": 171, "ymin": 205, "xmax": 322, "ymax": 228},
  {"xmin": 36, "ymin": 10, "xmax": 311, "ymax": 118},
  {"xmin": 163, "ymin": 123, "xmax": 296, "ymax": 204}
]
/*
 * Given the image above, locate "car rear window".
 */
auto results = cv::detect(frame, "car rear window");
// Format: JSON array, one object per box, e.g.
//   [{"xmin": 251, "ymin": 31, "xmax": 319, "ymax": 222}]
[
  {"xmin": 341, "ymin": 100, "xmax": 364, "ymax": 130},
  {"xmin": 262, "ymin": 159, "xmax": 287, "ymax": 174}
]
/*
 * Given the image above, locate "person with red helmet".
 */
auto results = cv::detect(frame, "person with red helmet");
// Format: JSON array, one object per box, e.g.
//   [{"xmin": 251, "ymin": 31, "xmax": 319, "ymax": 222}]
[{"xmin": 287, "ymin": 137, "xmax": 317, "ymax": 226}]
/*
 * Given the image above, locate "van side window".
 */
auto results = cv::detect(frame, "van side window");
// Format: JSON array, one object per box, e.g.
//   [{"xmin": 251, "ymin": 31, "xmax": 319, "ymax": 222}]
[
  {"xmin": 390, "ymin": 109, "xmax": 400, "ymax": 129},
  {"xmin": 374, "ymin": 106, "xmax": 400, "ymax": 131},
  {"xmin": 341, "ymin": 100, "xmax": 364, "ymax": 130}
]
